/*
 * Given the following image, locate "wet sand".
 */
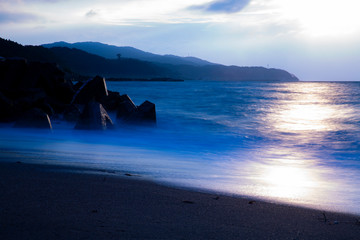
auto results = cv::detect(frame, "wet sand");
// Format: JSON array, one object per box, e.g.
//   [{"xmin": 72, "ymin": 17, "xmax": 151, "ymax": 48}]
[{"xmin": 0, "ymin": 161, "xmax": 359, "ymax": 240}]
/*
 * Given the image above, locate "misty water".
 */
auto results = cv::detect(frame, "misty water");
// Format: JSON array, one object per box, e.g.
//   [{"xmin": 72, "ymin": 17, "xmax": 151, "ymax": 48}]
[{"xmin": 1, "ymin": 81, "xmax": 360, "ymax": 214}]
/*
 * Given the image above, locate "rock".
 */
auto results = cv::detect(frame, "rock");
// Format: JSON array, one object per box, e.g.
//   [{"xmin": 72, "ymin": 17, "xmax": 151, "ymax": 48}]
[
  {"xmin": 29, "ymin": 61, "xmax": 65, "ymax": 90},
  {"xmin": 0, "ymin": 91, "xmax": 15, "ymax": 122},
  {"xmin": 54, "ymin": 81, "xmax": 75, "ymax": 104},
  {"xmin": 116, "ymin": 96, "xmax": 156, "ymax": 125},
  {"xmin": 13, "ymin": 108, "xmax": 52, "ymax": 129},
  {"xmin": 72, "ymin": 76, "xmax": 108, "ymax": 104},
  {"xmin": 116, "ymin": 94, "xmax": 137, "ymax": 120},
  {"xmin": 63, "ymin": 104, "xmax": 81, "ymax": 122},
  {"xmin": 75, "ymin": 100, "xmax": 113, "ymax": 130},
  {"xmin": 36, "ymin": 102, "xmax": 54, "ymax": 117},
  {"xmin": 137, "ymin": 100, "xmax": 156, "ymax": 123},
  {"xmin": 0, "ymin": 58, "xmax": 27, "ymax": 90},
  {"xmin": 73, "ymin": 81, "xmax": 84, "ymax": 91},
  {"xmin": 0, "ymin": 59, "xmax": 65, "ymax": 91},
  {"xmin": 99, "ymin": 90, "xmax": 122, "ymax": 111},
  {"xmin": 45, "ymin": 96, "xmax": 67, "ymax": 113}
]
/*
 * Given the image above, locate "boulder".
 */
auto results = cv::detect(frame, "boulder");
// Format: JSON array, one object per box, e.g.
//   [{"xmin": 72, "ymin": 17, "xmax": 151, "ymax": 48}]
[
  {"xmin": 137, "ymin": 100, "xmax": 156, "ymax": 122},
  {"xmin": 36, "ymin": 102, "xmax": 54, "ymax": 117},
  {"xmin": 54, "ymin": 81, "xmax": 75, "ymax": 104},
  {"xmin": 29, "ymin": 61, "xmax": 65, "ymax": 90},
  {"xmin": 75, "ymin": 100, "xmax": 113, "ymax": 130},
  {"xmin": 116, "ymin": 95, "xmax": 156, "ymax": 124},
  {"xmin": 0, "ymin": 59, "xmax": 65, "ymax": 91},
  {"xmin": 116, "ymin": 94, "xmax": 137, "ymax": 120},
  {"xmin": 72, "ymin": 76, "xmax": 108, "ymax": 104},
  {"xmin": 63, "ymin": 104, "xmax": 81, "ymax": 122},
  {"xmin": 99, "ymin": 90, "xmax": 123, "ymax": 111},
  {"xmin": 73, "ymin": 81, "xmax": 84, "ymax": 91},
  {"xmin": 13, "ymin": 108, "xmax": 52, "ymax": 129},
  {"xmin": 0, "ymin": 58, "xmax": 27, "ymax": 90},
  {"xmin": 0, "ymin": 91, "xmax": 15, "ymax": 122}
]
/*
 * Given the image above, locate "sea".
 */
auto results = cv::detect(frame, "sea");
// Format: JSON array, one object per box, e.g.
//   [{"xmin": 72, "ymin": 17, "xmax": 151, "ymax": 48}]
[{"xmin": 1, "ymin": 80, "xmax": 360, "ymax": 214}]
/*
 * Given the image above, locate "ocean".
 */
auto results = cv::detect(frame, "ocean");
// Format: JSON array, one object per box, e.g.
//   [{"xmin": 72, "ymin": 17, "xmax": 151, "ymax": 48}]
[{"xmin": 1, "ymin": 80, "xmax": 360, "ymax": 214}]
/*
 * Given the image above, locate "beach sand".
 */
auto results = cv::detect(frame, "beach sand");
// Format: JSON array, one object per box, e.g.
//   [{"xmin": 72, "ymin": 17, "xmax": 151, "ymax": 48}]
[{"xmin": 0, "ymin": 161, "xmax": 359, "ymax": 240}]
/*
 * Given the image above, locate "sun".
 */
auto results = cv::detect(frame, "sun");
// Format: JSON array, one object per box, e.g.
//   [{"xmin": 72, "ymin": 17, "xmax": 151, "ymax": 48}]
[{"xmin": 276, "ymin": 0, "xmax": 360, "ymax": 37}]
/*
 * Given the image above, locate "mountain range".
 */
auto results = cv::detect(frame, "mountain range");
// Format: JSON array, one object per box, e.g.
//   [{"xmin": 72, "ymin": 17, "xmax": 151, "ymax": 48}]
[
  {"xmin": 42, "ymin": 41, "xmax": 214, "ymax": 67},
  {"xmin": 0, "ymin": 38, "xmax": 299, "ymax": 81}
]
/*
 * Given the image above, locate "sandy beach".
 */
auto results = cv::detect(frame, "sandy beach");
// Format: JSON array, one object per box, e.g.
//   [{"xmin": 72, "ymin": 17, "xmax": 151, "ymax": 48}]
[{"xmin": 0, "ymin": 161, "xmax": 359, "ymax": 240}]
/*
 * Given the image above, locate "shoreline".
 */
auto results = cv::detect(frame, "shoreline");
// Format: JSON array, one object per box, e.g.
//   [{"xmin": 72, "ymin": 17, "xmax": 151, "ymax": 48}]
[{"xmin": 1, "ymin": 161, "xmax": 360, "ymax": 239}]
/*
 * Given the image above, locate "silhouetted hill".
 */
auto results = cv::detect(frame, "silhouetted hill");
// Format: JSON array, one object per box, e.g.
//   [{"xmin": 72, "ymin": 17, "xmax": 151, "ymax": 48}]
[
  {"xmin": 49, "ymin": 47, "xmax": 172, "ymax": 78},
  {"xmin": 0, "ymin": 38, "xmax": 58, "ymax": 63},
  {"xmin": 0, "ymin": 38, "xmax": 172, "ymax": 78},
  {"xmin": 0, "ymin": 38, "xmax": 299, "ymax": 81},
  {"xmin": 42, "ymin": 41, "xmax": 215, "ymax": 66}
]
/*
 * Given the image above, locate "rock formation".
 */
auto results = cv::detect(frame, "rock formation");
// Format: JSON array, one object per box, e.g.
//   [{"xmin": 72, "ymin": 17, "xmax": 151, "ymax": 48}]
[
  {"xmin": 13, "ymin": 108, "xmax": 52, "ymax": 129},
  {"xmin": 75, "ymin": 100, "xmax": 113, "ymax": 130},
  {"xmin": 0, "ymin": 57, "xmax": 156, "ymax": 130}
]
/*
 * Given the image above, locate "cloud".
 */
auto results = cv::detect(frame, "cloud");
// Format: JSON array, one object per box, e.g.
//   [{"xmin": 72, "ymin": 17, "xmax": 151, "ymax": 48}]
[
  {"xmin": 0, "ymin": 11, "xmax": 39, "ymax": 23},
  {"xmin": 85, "ymin": 9, "xmax": 98, "ymax": 18},
  {"xmin": 189, "ymin": 0, "xmax": 251, "ymax": 13}
]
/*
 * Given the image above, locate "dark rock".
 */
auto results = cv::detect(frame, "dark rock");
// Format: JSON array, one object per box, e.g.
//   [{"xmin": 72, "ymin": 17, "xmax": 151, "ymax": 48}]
[
  {"xmin": 75, "ymin": 100, "xmax": 113, "ymax": 130},
  {"xmin": 28, "ymin": 61, "xmax": 65, "ymax": 90},
  {"xmin": 0, "ymin": 59, "xmax": 65, "ymax": 91},
  {"xmin": 13, "ymin": 88, "xmax": 47, "ymax": 108},
  {"xmin": 137, "ymin": 100, "xmax": 156, "ymax": 123},
  {"xmin": 63, "ymin": 104, "xmax": 81, "ymax": 122},
  {"xmin": 54, "ymin": 81, "xmax": 75, "ymax": 104},
  {"xmin": 45, "ymin": 96, "xmax": 67, "ymax": 113},
  {"xmin": 0, "ymin": 58, "xmax": 27, "ymax": 90},
  {"xmin": 73, "ymin": 81, "xmax": 84, "ymax": 91},
  {"xmin": 13, "ymin": 108, "xmax": 52, "ymax": 129},
  {"xmin": 72, "ymin": 76, "xmax": 108, "ymax": 104},
  {"xmin": 36, "ymin": 102, "xmax": 54, "ymax": 117},
  {"xmin": 116, "ymin": 94, "xmax": 137, "ymax": 120},
  {"xmin": 99, "ymin": 90, "xmax": 122, "ymax": 111},
  {"xmin": 116, "ymin": 96, "xmax": 156, "ymax": 125},
  {"xmin": 0, "ymin": 91, "xmax": 15, "ymax": 122}
]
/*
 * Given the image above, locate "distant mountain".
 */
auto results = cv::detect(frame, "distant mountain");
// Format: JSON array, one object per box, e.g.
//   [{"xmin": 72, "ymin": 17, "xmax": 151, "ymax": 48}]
[
  {"xmin": 0, "ymin": 38, "xmax": 171, "ymax": 79},
  {"xmin": 0, "ymin": 37, "xmax": 299, "ymax": 81},
  {"xmin": 42, "ymin": 41, "xmax": 215, "ymax": 66}
]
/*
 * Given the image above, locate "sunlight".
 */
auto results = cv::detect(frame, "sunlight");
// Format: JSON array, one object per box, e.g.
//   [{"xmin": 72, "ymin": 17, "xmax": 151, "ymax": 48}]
[
  {"xmin": 276, "ymin": 0, "xmax": 360, "ymax": 37},
  {"xmin": 270, "ymin": 83, "xmax": 339, "ymax": 132},
  {"xmin": 262, "ymin": 165, "xmax": 317, "ymax": 199},
  {"xmin": 278, "ymin": 104, "xmax": 335, "ymax": 131}
]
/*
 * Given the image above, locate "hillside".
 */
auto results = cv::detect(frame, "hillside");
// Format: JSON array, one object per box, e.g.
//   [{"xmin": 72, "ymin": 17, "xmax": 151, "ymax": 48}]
[
  {"xmin": 0, "ymin": 38, "xmax": 299, "ymax": 81},
  {"xmin": 42, "ymin": 41, "xmax": 215, "ymax": 66}
]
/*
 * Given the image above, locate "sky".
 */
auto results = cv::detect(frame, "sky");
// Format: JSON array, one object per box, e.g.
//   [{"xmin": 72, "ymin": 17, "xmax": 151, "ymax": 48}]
[{"xmin": 1, "ymin": 0, "xmax": 360, "ymax": 81}]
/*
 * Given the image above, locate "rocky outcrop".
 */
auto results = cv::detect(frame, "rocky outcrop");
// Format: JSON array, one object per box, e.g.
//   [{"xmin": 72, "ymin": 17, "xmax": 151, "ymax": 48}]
[
  {"xmin": 116, "ymin": 94, "xmax": 137, "ymax": 120},
  {"xmin": 116, "ymin": 95, "xmax": 156, "ymax": 124},
  {"xmin": 137, "ymin": 101, "xmax": 156, "ymax": 122},
  {"xmin": 99, "ymin": 90, "xmax": 123, "ymax": 111},
  {"xmin": 71, "ymin": 76, "xmax": 108, "ymax": 104},
  {"xmin": 13, "ymin": 108, "xmax": 52, "ymax": 129},
  {"xmin": 63, "ymin": 104, "xmax": 81, "ymax": 122},
  {"xmin": 0, "ymin": 91, "xmax": 15, "ymax": 122},
  {"xmin": 0, "ymin": 57, "xmax": 156, "ymax": 130},
  {"xmin": 75, "ymin": 100, "xmax": 113, "ymax": 130}
]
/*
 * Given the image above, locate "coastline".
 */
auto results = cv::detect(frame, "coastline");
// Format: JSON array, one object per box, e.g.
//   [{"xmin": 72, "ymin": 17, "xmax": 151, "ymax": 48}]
[{"xmin": 0, "ymin": 161, "xmax": 359, "ymax": 240}]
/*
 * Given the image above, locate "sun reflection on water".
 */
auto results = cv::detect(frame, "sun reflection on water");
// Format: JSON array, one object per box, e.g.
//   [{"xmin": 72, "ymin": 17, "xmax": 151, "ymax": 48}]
[
  {"xmin": 261, "ymin": 164, "xmax": 318, "ymax": 199},
  {"xmin": 269, "ymin": 83, "xmax": 347, "ymax": 132},
  {"xmin": 277, "ymin": 104, "xmax": 336, "ymax": 131},
  {"xmin": 235, "ymin": 83, "xmax": 352, "ymax": 206}
]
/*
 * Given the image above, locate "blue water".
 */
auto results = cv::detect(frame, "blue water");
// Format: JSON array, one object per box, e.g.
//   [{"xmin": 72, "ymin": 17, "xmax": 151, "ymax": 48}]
[{"xmin": 1, "ymin": 81, "xmax": 360, "ymax": 214}]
